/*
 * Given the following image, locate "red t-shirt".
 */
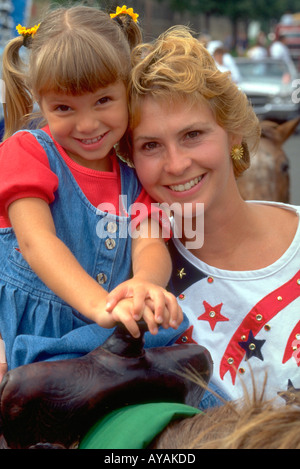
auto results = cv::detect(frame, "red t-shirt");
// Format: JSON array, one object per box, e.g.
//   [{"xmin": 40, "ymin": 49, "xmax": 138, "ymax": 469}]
[{"xmin": 0, "ymin": 126, "xmax": 157, "ymax": 229}]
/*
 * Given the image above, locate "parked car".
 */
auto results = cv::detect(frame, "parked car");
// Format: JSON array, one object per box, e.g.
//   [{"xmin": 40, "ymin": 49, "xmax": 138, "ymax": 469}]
[{"xmin": 235, "ymin": 57, "xmax": 300, "ymax": 121}]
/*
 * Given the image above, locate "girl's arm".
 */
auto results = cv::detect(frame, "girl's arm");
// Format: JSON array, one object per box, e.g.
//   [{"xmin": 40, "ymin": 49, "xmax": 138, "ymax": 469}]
[
  {"xmin": 8, "ymin": 197, "xmax": 141, "ymax": 336},
  {"xmin": 106, "ymin": 220, "xmax": 183, "ymax": 330}
]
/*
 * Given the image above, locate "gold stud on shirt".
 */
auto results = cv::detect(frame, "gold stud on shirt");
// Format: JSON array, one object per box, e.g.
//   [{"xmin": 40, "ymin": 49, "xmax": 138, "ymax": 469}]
[{"xmin": 177, "ymin": 268, "xmax": 186, "ymax": 279}]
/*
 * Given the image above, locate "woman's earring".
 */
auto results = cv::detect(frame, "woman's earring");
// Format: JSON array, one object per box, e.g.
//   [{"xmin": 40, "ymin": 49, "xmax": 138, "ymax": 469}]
[{"xmin": 231, "ymin": 144, "xmax": 244, "ymax": 161}]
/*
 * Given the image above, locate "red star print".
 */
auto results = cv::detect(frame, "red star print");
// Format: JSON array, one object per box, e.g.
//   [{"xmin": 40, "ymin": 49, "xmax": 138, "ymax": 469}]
[
  {"xmin": 198, "ymin": 301, "xmax": 229, "ymax": 331},
  {"xmin": 175, "ymin": 325, "xmax": 198, "ymax": 344}
]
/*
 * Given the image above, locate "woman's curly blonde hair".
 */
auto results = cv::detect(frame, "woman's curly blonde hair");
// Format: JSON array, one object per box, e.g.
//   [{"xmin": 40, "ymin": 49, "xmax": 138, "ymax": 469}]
[{"xmin": 126, "ymin": 26, "xmax": 260, "ymax": 178}]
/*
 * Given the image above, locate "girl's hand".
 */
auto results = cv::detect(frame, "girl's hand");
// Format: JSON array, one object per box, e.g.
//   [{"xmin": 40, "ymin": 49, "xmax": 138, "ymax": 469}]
[
  {"xmin": 0, "ymin": 363, "xmax": 7, "ymax": 383},
  {"xmin": 0, "ymin": 336, "xmax": 7, "ymax": 382},
  {"xmin": 106, "ymin": 278, "xmax": 183, "ymax": 332}
]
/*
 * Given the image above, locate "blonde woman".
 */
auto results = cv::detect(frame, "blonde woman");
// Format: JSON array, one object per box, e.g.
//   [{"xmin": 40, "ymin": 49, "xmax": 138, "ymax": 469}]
[{"xmin": 127, "ymin": 26, "xmax": 300, "ymax": 407}]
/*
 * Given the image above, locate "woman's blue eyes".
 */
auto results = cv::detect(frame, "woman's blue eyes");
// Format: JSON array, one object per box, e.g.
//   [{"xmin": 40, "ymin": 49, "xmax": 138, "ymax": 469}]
[
  {"xmin": 143, "ymin": 142, "xmax": 158, "ymax": 150},
  {"xmin": 141, "ymin": 131, "xmax": 201, "ymax": 151},
  {"xmin": 186, "ymin": 130, "xmax": 201, "ymax": 139}
]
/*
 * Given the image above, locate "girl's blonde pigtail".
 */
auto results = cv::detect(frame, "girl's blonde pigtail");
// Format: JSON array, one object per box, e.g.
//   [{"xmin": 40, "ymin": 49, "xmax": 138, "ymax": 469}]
[
  {"xmin": 2, "ymin": 36, "xmax": 34, "ymax": 140},
  {"xmin": 112, "ymin": 13, "xmax": 142, "ymax": 50}
]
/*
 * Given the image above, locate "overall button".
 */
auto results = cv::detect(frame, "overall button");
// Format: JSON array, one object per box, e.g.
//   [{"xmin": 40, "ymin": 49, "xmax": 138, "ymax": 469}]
[
  {"xmin": 105, "ymin": 238, "xmax": 116, "ymax": 250},
  {"xmin": 96, "ymin": 273, "xmax": 107, "ymax": 285},
  {"xmin": 107, "ymin": 221, "xmax": 118, "ymax": 234}
]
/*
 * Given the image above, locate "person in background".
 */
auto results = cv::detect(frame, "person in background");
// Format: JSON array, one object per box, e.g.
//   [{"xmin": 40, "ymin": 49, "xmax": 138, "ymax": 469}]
[
  {"xmin": 270, "ymin": 34, "xmax": 292, "ymax": 64},
  {"xmin": 206, "ymin": 41, "xmax": 229, "ymax": 73},
  {"xmin": 207, "ymin": 40, "xmax": 241, "ymax": 83},
  {"xmin": 247, "ymin": 32, "xmax": 268, "ymax": 60}
]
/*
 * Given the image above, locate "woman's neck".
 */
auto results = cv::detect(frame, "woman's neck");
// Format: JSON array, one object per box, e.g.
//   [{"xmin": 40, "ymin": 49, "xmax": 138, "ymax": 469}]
[
  {"xmin": 180, "ymin": 199, "xmax": 298, "ymax": 271},
  {"xmin": 180, "ymin": 197, "xmax": 258, "ymax": 270}
]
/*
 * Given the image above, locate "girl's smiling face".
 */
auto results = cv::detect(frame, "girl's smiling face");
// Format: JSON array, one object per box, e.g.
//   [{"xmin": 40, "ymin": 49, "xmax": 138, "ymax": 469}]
[
  {"xmin": 40, "ymin": 81, "xmax": 128, "ymax": 171},
  {"xmin": 132, "ymin": 96, "xmax": 241, "ymax": 216}
]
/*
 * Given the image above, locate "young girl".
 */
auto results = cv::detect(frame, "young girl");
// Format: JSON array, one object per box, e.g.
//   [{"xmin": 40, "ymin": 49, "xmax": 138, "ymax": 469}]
[{"xmin": 0, "ymin": 5, "xmax": 184, "ymax": 375}]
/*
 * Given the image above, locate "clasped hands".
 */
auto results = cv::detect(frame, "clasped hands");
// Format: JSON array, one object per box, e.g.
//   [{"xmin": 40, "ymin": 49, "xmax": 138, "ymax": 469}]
[
  {"xmin": 105, "ymin": 277, "xmax": 183, "ymax": 338},
  {"xmin": 0, "ymin": 280, "xmax": 183, "ymax": 383}
]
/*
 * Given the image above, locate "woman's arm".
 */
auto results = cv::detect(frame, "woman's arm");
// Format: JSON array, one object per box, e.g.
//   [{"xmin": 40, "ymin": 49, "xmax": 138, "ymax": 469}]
[{"xmin": 131, "ymin": 219, "xmax": 172, "ymax": 286}]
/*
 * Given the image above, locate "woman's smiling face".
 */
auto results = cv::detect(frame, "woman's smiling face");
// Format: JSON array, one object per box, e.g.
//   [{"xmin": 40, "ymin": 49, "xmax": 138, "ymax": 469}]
[{"xmin": 132, "ymin": 96, "xmax": 239, "ymax": 216}]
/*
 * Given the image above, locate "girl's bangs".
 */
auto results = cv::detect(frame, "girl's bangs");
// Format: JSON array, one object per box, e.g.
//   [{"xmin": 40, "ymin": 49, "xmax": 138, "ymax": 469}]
[{"xmin": 32, "ymin": 35, "xmax": 128, "ymax": 96}]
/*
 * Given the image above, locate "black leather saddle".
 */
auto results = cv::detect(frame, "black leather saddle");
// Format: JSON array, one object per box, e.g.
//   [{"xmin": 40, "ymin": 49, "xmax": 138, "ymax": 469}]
[{"xmin": 0, "ymin": 322, "xmax": 213, "ymax": 448}]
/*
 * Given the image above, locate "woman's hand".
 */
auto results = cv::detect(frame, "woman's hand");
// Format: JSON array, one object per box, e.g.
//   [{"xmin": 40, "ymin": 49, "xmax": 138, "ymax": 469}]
[{"xmin": 0, "ymin": 363, "xmax": 7, "ymax": 383}]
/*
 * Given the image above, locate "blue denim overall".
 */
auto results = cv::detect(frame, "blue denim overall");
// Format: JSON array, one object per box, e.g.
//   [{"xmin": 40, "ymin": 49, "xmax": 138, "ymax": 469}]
[{"xmin": 0, "ymin": 129, "xmax": 188, "ymax": 370}]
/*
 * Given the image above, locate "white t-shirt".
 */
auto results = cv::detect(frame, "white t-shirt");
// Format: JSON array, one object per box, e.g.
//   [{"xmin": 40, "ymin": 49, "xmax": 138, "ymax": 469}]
[
  {"xmin": 270, "ymin": 41, "xmax": 291, "ymax": 64},
  {"xmin": 171, "ymin": 202, "xmax": 300, "ymax": 403}
]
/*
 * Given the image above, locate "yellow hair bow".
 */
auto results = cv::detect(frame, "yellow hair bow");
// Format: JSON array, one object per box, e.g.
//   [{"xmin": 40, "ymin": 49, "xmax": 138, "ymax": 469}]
[
  {"xmin": 110, "ymin": 5, "xmax": 139, "ymax": 23},
  {"xmin": 16, "ymin": 23, "xmax": 40, "ymax": 37}
]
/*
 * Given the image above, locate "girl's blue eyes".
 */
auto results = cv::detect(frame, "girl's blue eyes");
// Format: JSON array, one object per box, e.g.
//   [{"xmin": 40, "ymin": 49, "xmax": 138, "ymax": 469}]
[
  {"xmin": 98, "ymin": 97, "xmax": 110, "ymax": 105},
  {"xmin": 55, "ymin": 97, "xmax": 110, "ymax": 111},
  {"xmin": 56, "ymin": 105, "xmax": 71, "ymax": 112}
]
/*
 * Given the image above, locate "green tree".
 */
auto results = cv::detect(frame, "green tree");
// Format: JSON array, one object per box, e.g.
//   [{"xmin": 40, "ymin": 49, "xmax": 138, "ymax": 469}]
[
  {"xmin": 164, "ymin": 0, "xmax": 300, "ymax": 20},
  {"xmin": 160, "ymin": 0, "xmax": 300, "ymax": 45}
]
